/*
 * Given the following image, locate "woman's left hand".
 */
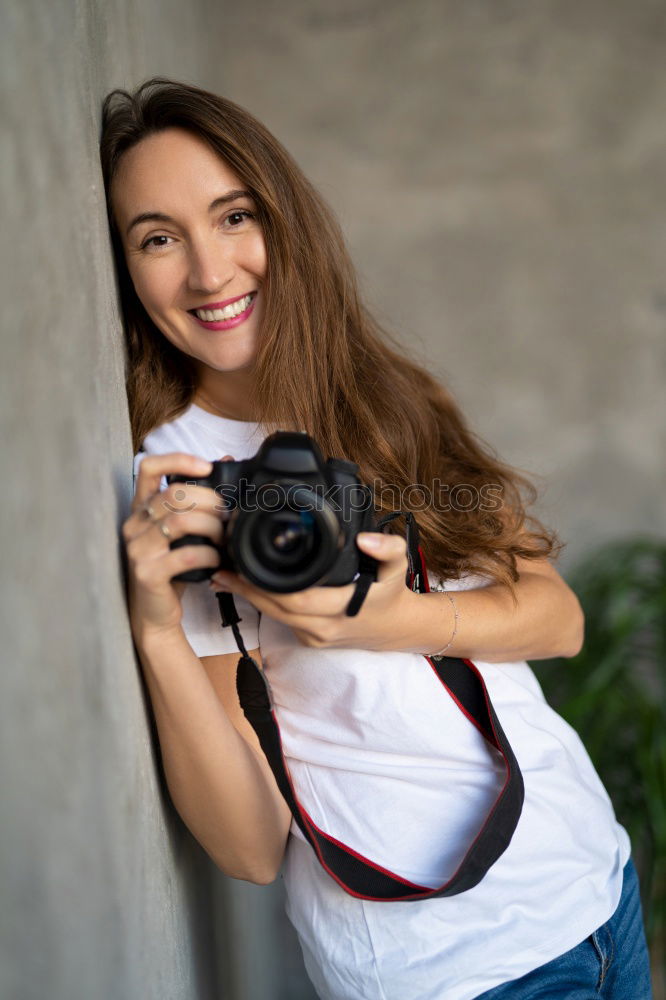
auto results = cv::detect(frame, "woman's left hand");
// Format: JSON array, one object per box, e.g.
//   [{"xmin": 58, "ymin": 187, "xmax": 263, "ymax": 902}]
[{"xmin": 209, "ymin": 532, "xmax": 419, "ymax": 651}]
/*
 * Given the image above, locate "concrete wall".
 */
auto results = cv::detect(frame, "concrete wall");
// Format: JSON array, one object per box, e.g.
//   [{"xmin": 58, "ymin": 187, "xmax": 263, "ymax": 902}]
[
  {"xmin": 2, "ymin": 2, "xmax": 664, "ymax": 999},
  {"xmin": 1, "ymin": 1, "xmax": 310, "ymax": 998},
  {"xmin": 219, "ymin": 0, "xmax": 666, "ymax": 564}
]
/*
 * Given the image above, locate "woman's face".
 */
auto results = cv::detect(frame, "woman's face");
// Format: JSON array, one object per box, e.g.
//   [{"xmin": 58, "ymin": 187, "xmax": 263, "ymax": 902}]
[{"xmin": 111, "ymin": 127, "xmax": 267, "ymax": 376}]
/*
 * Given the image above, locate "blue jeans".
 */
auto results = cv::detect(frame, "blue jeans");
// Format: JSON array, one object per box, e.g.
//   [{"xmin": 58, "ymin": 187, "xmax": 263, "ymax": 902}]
[{"xmin": 476, "ymin": 859, "xmax": 653, "ymax": 999}]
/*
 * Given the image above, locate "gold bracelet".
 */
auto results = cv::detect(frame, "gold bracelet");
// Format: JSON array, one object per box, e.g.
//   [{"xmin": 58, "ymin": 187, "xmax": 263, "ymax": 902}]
[{"xmin": 430, "ymin": 591, "xmax": 459, "ymax": 658}]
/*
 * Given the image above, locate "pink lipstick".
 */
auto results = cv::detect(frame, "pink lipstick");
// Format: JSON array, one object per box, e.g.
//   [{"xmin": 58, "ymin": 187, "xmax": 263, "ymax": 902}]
[{"xmin": 190, "ymin": 292, "xmax": 257, "ymax": 331}]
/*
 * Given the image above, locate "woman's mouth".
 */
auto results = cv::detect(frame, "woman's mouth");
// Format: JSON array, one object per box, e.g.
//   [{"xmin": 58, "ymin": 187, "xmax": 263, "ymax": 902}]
[{"xmin": 189, "ymin": 292, "xmax": 257, "ymax": 330}]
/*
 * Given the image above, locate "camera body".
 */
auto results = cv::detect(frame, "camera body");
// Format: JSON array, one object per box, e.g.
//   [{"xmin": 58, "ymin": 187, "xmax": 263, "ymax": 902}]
[{"xmin": 166, "ymin": 431, "xmax": 380, "ymax": 592}]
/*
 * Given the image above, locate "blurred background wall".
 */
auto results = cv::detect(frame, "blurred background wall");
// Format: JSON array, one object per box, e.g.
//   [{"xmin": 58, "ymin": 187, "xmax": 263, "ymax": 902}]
[{"xmin": 2, "ymin": 1, "xmax": 664, "ymax": 998}]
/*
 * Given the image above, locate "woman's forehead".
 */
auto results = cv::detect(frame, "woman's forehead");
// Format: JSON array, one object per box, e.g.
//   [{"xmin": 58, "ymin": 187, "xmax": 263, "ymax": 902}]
[{"xmin": 112, "ymin": 128, "xmax": 245, "ymax": 220}]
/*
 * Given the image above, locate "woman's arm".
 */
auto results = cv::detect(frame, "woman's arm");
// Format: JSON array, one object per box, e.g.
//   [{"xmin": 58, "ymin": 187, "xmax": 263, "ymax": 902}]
[
  {"xmin": 209, "ymin": 536, "xmax": 584, "ymax": 663},
  {"xmin": 137, "ymin": 629, "xmax": 291, "ymax": 883},
  {"xmin": 125, "ymin": 452, "xmax": 291, "ymax": 883},
  {"xmin": 409, "ymin": 556, "xmax": 585, "ymax": 663}
]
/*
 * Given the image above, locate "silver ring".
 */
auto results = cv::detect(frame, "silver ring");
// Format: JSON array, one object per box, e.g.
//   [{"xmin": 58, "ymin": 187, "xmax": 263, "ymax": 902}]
[
  {"xmin": 142, "ymin": 502, "xmax": 159, "ymax": 523},
  {"xmin": 157, "ymin": 520, "xmax": 172, "ymax": 540}
]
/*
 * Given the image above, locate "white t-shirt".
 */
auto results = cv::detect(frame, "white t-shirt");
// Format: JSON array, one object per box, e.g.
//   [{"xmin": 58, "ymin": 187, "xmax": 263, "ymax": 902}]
[{"xmin": 135, "ymin": 402, "xmax": 631, "ymax": 1000}]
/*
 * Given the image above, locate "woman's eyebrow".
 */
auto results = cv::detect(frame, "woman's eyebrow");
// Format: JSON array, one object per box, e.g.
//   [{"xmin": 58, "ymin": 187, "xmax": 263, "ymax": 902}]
[{"xmin": 125, "ymin": 189, "xmax": 253, "ymax": 237}]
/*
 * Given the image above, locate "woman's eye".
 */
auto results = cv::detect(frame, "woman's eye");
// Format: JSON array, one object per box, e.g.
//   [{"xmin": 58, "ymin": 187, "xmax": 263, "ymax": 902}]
[
  {"xmin": 225, "ymin": 210, "xmax": 255, "ymax": 228},
  {"xmin": 140, "ymin": 235, "xmax": 173, "ymax": 251}
]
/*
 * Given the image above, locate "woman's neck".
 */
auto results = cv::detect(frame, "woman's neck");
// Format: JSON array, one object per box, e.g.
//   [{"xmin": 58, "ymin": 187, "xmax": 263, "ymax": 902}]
[{"xmin": 193, "ymin": 368, "xmax": 259, "ymax": 422}]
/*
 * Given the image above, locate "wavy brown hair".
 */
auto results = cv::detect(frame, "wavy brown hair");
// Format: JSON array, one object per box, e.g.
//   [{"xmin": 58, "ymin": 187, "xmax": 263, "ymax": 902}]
[{"xmin": 100, "ymin": 78, "xmax": 561, "ymax": 589}]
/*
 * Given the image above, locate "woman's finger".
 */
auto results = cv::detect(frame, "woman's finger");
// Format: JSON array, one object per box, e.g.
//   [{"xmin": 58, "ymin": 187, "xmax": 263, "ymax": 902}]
[
  {"xmin": 131, "ymin": 542, "xmax": 221, "ymax": 588},
  {"xmin": 209, "ymin": 571, "xmax": 355, "ymax": 619},
  {"xmin": 128, "ymin": 476, "xmax": 230, "ymax": 543},
  {"xmin": 126, "ymin": 508, "xmax": 224, "ymax": 557},
  {"xmin": 355, "ymin": 532, "xmax": 409, "ymax": 583},
  {"xmin": 132, "ymin": 452, "xmax": 213, "ymax": 509}
]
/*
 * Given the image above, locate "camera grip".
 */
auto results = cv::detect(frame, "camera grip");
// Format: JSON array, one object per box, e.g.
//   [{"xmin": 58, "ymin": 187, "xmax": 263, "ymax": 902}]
[{"xmin": 169, "ymin": 532, "xmax": 219, "ymax": 583}]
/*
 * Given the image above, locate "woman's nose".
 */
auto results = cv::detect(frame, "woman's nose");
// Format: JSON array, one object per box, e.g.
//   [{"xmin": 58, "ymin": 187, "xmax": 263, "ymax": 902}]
[{"xmin": 186, "ymin": 238, "xmax": 232, "ymax": 295}]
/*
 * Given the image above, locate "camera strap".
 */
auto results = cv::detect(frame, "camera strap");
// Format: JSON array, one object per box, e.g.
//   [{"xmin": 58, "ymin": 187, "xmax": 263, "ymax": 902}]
[{"xmin": 214, "ymin": 512, "xmax": 524, "ymax": 901}]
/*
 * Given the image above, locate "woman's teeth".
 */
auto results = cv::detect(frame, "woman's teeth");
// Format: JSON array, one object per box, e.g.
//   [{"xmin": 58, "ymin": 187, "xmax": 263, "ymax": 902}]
[{"xmin": 195, "ymin": 293, "xmax": 254, "ymax": 322}]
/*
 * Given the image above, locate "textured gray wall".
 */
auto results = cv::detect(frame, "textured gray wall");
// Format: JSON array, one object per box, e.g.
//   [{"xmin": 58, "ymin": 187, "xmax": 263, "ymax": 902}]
[
  {"xmin": 2, "ymin": 2, "xmax": 664, "ymax": 999},
  {"xmin": 217, "ymin": 0, "xmax": 666, "ymax": 565},
  {"xmin": 1, "ymin": 1, "xmax": 308, "ymax": 998}
]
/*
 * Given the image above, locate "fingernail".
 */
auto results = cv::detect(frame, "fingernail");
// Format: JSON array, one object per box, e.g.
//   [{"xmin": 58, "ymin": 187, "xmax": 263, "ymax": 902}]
[
  {"xmin": 195, "ymin": 458, "xmax": 213, "ymax": 471},
  {"xmin": 359, "ymin": 533, "xmax": 381, "ymax": 549}
]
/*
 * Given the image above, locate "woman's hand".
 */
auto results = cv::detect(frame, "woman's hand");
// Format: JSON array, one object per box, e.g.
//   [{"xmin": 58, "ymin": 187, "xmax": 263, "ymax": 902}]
[
  {"xmin": 209, "ymin": 532, "xmax": 419, "ymax": 652},
  {"xmin": 124, "ymin": 452, "xmax": 233, "ymax": 646},
  {"xmin": 208, "ymin": 535, "xmax": 585, "ymax": 661}
]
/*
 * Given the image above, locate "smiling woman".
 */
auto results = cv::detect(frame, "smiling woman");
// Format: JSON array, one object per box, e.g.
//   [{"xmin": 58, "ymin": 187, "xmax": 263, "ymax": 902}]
[
  {"xmin": 111, "ymin": 130, "xmax": 266, "ymax": 418},
  {"xmin": 101, "ymin": 79, "xmax": 651, "ymax": 1000}
]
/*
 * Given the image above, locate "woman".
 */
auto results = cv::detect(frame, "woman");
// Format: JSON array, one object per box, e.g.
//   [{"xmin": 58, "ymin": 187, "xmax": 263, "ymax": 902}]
[{"xmin": 101, "ymin": 79, "xmax": 652, "ymax": 999}]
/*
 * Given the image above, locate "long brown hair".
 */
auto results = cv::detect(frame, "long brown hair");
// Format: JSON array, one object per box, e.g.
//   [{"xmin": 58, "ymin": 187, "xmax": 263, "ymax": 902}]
[{"xmin": 101, "ymin": 78, "xmax": 560, "ymax": 588}]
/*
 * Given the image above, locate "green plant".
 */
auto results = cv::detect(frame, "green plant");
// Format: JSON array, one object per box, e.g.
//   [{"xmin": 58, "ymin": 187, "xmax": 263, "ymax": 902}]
[{"xmin": 535, "ymin": 537, "xmax": 666, "ymax": 966}]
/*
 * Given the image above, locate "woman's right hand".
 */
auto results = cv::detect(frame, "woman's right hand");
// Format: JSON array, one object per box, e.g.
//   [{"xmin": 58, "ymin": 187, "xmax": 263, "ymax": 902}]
[{"xmin": 123, "ymin": 452, "xmax": 233, "ymax": 646}]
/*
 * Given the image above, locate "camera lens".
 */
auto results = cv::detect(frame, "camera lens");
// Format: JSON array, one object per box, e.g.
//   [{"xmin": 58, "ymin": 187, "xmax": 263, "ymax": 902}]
[
  {"xmin": 230, "ymin": 484, "xmax": 342, "ymax": 592},
  {"xmin": 255, "ymin": 510, "xmax": 319, "ymax": 570}
]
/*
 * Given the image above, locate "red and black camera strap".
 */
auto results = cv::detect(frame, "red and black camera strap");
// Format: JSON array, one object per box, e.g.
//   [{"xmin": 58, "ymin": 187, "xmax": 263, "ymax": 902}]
[{"xmin": 215, "ymin": 511, "xmax": 524, "ymax": 902}]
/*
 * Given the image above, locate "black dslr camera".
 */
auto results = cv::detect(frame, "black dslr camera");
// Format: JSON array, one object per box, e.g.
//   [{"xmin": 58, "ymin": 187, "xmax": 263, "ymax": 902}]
[{"xmin": 166, "ymin": 431, "xmax": 380, "ymax": 592}]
